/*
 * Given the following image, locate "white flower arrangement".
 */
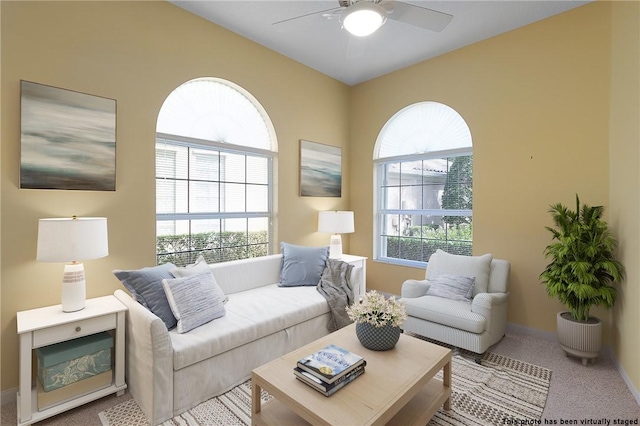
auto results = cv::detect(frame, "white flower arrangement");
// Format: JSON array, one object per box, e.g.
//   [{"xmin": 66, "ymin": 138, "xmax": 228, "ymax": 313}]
[{"xmin": 346, "ymin": 290, "xmax": 407, "ymax": 328}]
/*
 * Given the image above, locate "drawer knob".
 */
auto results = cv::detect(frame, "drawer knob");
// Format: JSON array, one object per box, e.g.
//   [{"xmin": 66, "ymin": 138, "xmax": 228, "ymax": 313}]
[{"xmin": 75, "ymin": 326, "xmax": 81, "ymax": 332}]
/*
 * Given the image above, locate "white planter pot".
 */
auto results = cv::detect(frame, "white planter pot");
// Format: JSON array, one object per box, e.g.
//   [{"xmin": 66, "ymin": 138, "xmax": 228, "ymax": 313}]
[{"xmin": 556, "ymin": 311, "xmax": 602, "ymax": 366}]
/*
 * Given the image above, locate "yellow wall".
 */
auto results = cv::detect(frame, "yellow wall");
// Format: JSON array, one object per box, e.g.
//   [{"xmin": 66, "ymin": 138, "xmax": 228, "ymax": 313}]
[
  {"xmin": 349, "ymin": 0, "xmax": 639, "ymax": 392},
  {"xmin": 350, "ymin": 3, "xmax": 612, "ymax": 337},
  {"xmin": 609, "ymin": 1, "xmax": 640, "ymax": 396},
  {"xmin": 0, "ymin": 1, "xmax": 350, "ymax": 391}
]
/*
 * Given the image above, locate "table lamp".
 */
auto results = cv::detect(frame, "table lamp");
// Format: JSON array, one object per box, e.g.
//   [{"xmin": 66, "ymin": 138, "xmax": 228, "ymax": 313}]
[
  {"xmin": 318, "ymin": 211, "xmax": 355, "ymax": 259},
  {"xmin": 36, "ymin": 216, "xmax": 109, "ymax": 312}
]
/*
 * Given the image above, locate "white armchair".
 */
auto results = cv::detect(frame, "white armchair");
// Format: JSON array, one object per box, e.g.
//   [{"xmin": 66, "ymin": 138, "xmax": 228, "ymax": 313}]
[{"xmin": 400, "ymin": 250, "xmax": 510, "ymax": 362}]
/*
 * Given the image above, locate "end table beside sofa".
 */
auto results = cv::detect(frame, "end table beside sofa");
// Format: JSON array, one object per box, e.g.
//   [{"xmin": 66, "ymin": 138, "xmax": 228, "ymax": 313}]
[{"xmin": 16, "ymin": 295, "xmax": 127, "ymax": 426}]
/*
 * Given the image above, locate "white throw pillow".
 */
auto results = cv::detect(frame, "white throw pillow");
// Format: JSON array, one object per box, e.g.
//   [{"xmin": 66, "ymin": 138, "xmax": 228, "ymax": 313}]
[
  {"xmin": 162, "ymin": 270, "xmax": 227, "ymax": 333},
  {"xmin": 426, "ymin": 249, "xmax": 493, "ymax": 296},
  {"xmin": 170, "ymin": 254, "xmax": 209, "ymax": 278},
  {"xmin": 171, "ymin": 255, "xmax": 228, "ymax": 304},
  {"xmin": 426, "ymin": 273, "xmax": 475, "ymax": 302}
]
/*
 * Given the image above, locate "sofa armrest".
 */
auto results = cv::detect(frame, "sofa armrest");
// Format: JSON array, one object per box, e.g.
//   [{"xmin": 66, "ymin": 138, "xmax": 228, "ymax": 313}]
[
  {"xmin": 471, "ymin": 292, "xmax": 509, "ymax": 337},
  {"xmin": 350, "ymin": 266, "xmax": 364, "ymax": 302},
  {"xmin": 114, "ymin": 289, "xmax": 174, "ymax": 425},
  {"xmin": 401, "ymin": 279, "xmax": 431, "ymax": 299}
]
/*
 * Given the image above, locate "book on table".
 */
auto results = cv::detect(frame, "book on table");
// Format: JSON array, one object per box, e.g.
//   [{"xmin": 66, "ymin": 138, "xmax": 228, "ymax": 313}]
[
  {"xmin": 296, "ymin": 344, "xmax": 366, "ymax": 384},
  {"xmin": 294, "ymin": 364, "xmax": 365, "ymax": 397}
]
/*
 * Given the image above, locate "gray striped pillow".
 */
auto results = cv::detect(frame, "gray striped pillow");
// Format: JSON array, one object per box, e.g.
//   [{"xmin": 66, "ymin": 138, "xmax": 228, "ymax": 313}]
[
  {"xmin": 162, "ymin": 270, "xmax": 226, "ymax": 333},
  {"xmin": 426, "ymin": 273, "xmax": 475, "ymax": 302}
]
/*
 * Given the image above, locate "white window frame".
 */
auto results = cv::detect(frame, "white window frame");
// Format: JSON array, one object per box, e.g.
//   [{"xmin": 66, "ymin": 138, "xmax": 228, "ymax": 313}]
[
  {"xmin": 373, "ymin": 102, "xmax": 473, "ymax": 269},
  {"xmin": 156, "ymin": 133, "xmax": 276, "ymax": 265},
  {"xmin": 155, "ymin": 77, "xmax": 278, "ymax": 266}
]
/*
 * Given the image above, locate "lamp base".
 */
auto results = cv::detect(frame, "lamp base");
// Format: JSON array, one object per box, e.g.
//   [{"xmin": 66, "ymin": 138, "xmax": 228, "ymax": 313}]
[
  {"xmin": 328, "ymin": 234, "xmax": 343, "ymax": 259},
  {"xmin": 61, "ymin": 263, "xmax": 86, "ymax": 313}
]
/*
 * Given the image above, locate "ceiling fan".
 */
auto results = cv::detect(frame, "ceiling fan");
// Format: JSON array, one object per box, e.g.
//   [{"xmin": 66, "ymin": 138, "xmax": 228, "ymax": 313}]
[{"xmin": 272, "ymin": 0, "xmax": 453, "ymax": 37}]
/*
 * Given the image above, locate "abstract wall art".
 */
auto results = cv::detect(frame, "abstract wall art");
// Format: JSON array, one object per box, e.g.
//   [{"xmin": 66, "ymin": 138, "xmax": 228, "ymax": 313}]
[
  {"xmin": 299, "ymin": 139, "xmax": 342, "ymax": 197},
  {"xmin": 20, "ymin": 80, "xmax": 116, "ymax": 191}
]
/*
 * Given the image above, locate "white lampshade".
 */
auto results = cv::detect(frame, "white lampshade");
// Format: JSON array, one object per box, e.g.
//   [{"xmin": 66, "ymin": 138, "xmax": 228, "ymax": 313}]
[
  {"xmin": 342, "ymin": 2, "xmax": 387, "ymax": 37},
  {"xmin": 318, "ymin": 211, "xmax": 354, "ymax": 259},
  {"xmin": 318, "ymin": 211, "xmax": 355, "ymax": 234},
  {"xmin": 37, "ymin": 217, "xmax": 109, "ymax": 312},
  {"xmin": 37, "ymin": 217, "xmax": 109, "ymax": 262}
]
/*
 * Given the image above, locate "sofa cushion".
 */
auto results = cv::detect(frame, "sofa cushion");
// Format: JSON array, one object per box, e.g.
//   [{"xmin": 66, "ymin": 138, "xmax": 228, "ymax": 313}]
[
  {"xmin": 403, "ymin": 296, "xmax": 486, "ymax": 334},
  {"xmin": 163, "ymin": 270, "xmax": 227, "ymax": 333},
  {"xmin": 426, "ymin": 274, "xmax": 475, "ymax": 302},
  {"xmin": 210, "ymin": 254, "xmax": 282, "ymax": 295},
  {"xmin": 278, "ymin": 242, "xmax": 329, "ymax": 287},
  {"xmin": 113, "ymin": 263, "xmax": 177, "ymax": 330},
  {"xmin": 171, "ymin": 255, "xmax": 229, "ymax": 304},
  {"xmin": 170, "ymin": 255, "xmax": 210, "ymax": 278},
  {"xmin": 426, "ymin": 250, "xmax": 493, "ymax": 296},
  {"xmin": 169, "ymin": 284, "xmax": 330, "ymax": 370}
]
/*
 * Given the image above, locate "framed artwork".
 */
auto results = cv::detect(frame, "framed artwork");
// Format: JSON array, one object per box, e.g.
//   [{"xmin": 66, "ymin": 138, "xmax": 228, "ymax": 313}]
[
  {"xmin": 299, "ymin": 139, "xmax": 342, "ymax": 197},
  {"xmin": 20, "ymin": 80, "xmax": 116, "ymax": 191}
]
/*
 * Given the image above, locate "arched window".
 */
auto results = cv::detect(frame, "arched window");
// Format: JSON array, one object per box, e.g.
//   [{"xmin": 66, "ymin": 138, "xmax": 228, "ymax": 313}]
[
  {"xmin": 156, "ymin": 78, "xmax": 277, "ymax": 266},
  {"xmin": 373, "ymin": 102, "xmax": 472, "ymax": 267}
]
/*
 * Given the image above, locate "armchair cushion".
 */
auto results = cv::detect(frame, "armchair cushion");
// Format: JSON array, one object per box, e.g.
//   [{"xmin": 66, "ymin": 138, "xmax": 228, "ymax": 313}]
[
  {"xmin": 426, "ymin": 250, "xmax": 492, "ymax": 296},
  {"xmin": 403, "ymin": 296, "xmax": 486, "ymax": 334}
]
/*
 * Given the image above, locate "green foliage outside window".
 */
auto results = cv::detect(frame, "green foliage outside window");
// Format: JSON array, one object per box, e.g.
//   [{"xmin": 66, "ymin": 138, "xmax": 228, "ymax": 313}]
[
  {"xmin": 157, "ymin": 230, "xmax": 268, "ymax": 267},
  {"xmin": 441, "ymin": 156, "xmax": 473, "ymax": 227},
  {"xmin": 386, "ymin": 223, "xmax": 472, "ymax": 262}
]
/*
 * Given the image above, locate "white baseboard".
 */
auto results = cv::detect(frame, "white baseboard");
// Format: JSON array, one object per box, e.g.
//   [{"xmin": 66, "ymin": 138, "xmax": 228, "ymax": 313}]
[
  {"xmin": 506, "ymin": 322, "xmax": 640, "ymax": 405},
  {"xmin": 506, "ymin": 321, "xmax": 558, "ymax": 342},
  {"xmin": 606, "ymin": 345, "xmax": 640, "ymax": 406},
  {"xmin": 1, "ymin": 387, "xmax": 16, "ymax": 406}
]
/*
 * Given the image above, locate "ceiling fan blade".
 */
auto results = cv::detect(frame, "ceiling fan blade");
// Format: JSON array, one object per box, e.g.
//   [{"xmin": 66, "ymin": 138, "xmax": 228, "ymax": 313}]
[
  {"xmin": 386, "ymin": 1, "xmax": 453, "ymax": 32},
  {"xmin": 272, "ymin": 7, "xmax": 342, "ymax": 32}
]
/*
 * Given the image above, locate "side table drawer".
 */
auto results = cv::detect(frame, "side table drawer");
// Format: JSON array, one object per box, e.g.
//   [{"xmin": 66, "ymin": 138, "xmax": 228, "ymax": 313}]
[{"xmin": 33, "ymin": 314, "xmax": 116, "ymax": 348}]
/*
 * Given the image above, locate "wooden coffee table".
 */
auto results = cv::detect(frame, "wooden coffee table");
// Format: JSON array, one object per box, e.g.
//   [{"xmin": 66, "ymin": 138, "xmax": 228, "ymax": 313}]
[{"xmin": 251, "ymin": 323, "xmax": 451, "ymax": 425}]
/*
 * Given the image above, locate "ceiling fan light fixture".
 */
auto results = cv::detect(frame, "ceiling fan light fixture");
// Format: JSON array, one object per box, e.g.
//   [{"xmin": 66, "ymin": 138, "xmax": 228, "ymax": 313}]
[{"xmin": 342, "ymin": 2, "xmax": 386, "ymax": 37}]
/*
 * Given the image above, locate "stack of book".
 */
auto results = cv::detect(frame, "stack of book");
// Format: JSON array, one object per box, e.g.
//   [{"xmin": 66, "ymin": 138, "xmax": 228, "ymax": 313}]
[{"xmin": 294, "ymin": 344, "xmax": 366, "ymax": 396}]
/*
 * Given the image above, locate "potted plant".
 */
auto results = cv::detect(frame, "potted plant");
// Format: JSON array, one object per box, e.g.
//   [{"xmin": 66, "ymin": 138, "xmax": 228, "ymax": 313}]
[
  {"xmin": 346, "ymin": 290, "xmax": 407, "ymax": 351},
  {"xmin": 539, "ymin": 195, "xmax": 625, "ymax": 365}
]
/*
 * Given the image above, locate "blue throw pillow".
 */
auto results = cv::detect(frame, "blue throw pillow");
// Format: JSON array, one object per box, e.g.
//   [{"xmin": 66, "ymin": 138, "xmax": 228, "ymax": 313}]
[
  {"xmin": 278, "ymin": 242, "xmax": 329, "ymax": 287},
  {"xmin": 113, "ymin": 263, "xmax": 177, "ymax": 330}
]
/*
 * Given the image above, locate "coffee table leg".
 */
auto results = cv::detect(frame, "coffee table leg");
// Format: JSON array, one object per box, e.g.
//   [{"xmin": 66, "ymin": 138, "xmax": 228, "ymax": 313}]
[
  {"xmin": 252, "ymin": 377, "xmax": 261, "ymax": 425},
  {"xmin": 443, "ymin": 360, "xmax": 452, "ymax": 410}
]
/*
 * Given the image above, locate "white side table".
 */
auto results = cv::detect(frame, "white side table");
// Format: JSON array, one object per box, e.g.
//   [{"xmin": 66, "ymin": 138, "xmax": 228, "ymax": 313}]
[
  {"xmin": 16, "ymin": 295, "xmax": 127, "ymax": 425},
  {"xmin": 341, "ymin": 254, "xmax": 367, "ymax": 298}
]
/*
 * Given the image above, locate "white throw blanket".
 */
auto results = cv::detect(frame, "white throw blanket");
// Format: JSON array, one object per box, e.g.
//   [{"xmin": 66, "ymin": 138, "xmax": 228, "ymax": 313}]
[{"xmin": 316, "ymin": 259, "xmax": 355, "ymax": 332}]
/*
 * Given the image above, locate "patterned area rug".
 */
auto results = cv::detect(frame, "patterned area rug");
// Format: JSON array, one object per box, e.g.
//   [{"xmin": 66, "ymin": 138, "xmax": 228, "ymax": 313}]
[{"xmin": 99, "ymin": 352, "xmax": 551, "ymax": 426}]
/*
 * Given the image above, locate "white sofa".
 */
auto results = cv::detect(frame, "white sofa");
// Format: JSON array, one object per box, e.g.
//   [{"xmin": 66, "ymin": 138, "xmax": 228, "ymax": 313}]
[
  {"xmin": 114, "ymin": 254, "xmax": 362, "ymax": 425},
  {"xmin": 400, "ymin": 250, "xmax": 510, "ymax": 361}
]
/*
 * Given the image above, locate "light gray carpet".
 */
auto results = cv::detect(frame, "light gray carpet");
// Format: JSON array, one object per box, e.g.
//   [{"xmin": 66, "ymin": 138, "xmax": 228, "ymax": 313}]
[
  {"xmin": 97, "ymin": 351, "xmax": 550, "ymax": 426},
  {"xmin": 493, "ymin": 327, "xmax": 640, "ymax": 424},
  {"xmin": 2, "ymin": 329, "xmax": 638, "ymax": 425}
]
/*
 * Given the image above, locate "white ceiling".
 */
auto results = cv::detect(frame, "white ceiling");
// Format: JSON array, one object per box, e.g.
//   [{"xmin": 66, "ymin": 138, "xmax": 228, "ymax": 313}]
[{"xmin": 169, "ymin": 0, "xmax": 592, "ymax": 86}]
